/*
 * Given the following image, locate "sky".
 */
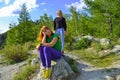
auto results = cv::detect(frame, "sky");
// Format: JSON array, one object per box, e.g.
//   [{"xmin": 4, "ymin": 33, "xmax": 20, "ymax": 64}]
[{"xmin": 0, "ymin": 0, "xmax": 87, "ymax": 34}]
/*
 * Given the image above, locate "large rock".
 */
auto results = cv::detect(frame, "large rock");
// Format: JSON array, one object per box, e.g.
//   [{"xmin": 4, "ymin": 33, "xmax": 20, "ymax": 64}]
[
  {"xmin": 82, "ymin": 35, "xmax": 94, "ymax": 41},
  {"xmin": 0, "ymin": 33, "xmax": 6, "ymax": 49},
  {"xmin": 105, "ymin": 76, "xmax": 115, "ymax": 80},
  {"xmin": 33, "ymin": 56, "xmax": 75, "ymax": 80},
  {"xmin": 110, "ymin": 45, "xmax": 120, "ymax": 54},
  {"xmin": 116, "ymin": 75, "xmax": 120, "ymax": 80},
  {"xmin": 100, "ymin": 38, "xmax": 111, "ymax": 46}
]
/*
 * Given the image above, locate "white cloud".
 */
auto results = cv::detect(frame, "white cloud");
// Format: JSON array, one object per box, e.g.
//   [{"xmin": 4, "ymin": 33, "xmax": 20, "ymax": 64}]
[
  {"xmin": 0, "ymin": 0, "xmax": 10, "ymax": 4},
  {"xmin": 65, "ymin": 0, "xmax": 87, "ymax": 11},
  {"xmin": 0, "ymin": 0, "xmax": 39, "ymax": 17},
  {"xmin": 5, "ymin": 0, "xmax": 10, "ymax": 4},
  {"xmin": 40, "ymin": 2, "xmax": 46, "ymax": 5}
]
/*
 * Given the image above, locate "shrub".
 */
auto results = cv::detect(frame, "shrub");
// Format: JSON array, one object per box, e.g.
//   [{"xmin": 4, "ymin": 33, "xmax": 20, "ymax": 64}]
[
  {"xmin": 91, "ymin": 42, "xmax": 113, "ymax": 52},
  {"xmin": 72, "ymin": 38, "xmax": 91, "ymax": 50},
  {"xmin": 2, "ymin": 44, "xmax": 29, "ymax": 64},
  {"xmin": 14, "ymin": 65, "xmax": 39, "ymax": 80},
  {"xmin": 23, "ymin": 42, "xmax": 36, "ymax": 50}
]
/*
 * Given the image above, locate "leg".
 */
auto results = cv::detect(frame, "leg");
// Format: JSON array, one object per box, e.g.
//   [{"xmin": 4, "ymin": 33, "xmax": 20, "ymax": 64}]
[
  {"xmin": 43, "ymin": 46, "xmax": 62, "ymax": 68},
  {"xmin": 38, "ymin": 46, "xmax": 46, "ymax": 67},
  {"xmin": 55, "ymin": 29, "xmax": 60, "ymax": 35},
  {"xmin": 59, "ymin": 28, "xmax": 65, "ymax": 52}
]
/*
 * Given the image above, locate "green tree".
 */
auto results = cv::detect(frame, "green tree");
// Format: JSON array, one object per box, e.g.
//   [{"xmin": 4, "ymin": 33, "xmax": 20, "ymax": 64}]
[
  {"xmin": 69, "ymin": 6, "xmax": 80, "ymax": 35},
  {"xmin": 39, "ymin": 13, "xmax": 53, "ymax": 29},
  {"xmin": 18, "ymin": 3, "xmax": 30, "ymax": 23},
  {"xmin": 84, "ymin": 0, "xmax": 120, "ymax": 38},
  {"xmin": 6, "ymin": 4, "xmax": 36, "ymax": 45}
]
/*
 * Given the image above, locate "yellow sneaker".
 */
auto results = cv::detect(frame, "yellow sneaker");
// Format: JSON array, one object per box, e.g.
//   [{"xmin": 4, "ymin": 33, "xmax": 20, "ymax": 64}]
[
  {"xmin": 42, "ymin": 68, "xmax": 46, "ymax": 78},
  {"xmin": 44, "ymin": 67, "xmax": 52, "ymax": 79}
]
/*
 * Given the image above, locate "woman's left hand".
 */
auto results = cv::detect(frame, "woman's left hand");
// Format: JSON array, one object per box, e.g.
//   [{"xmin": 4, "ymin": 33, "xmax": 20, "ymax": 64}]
[
  {"xmin": 64, "ymin": 31, "xmax": 66, "ymax": 35},
  {"xmin": 36, "ymin": 44, "xmax": 40, "ymax": 49}
]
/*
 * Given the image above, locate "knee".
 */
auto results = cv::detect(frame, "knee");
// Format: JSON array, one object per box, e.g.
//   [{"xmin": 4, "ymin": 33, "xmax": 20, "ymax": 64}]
[
  {"xmin": 43, "ymin": 46, "xmax": 51, "ymax": 52},
  {"xmin": 38, "ymin": 46, "xmax": 44, "ymax": 51}
]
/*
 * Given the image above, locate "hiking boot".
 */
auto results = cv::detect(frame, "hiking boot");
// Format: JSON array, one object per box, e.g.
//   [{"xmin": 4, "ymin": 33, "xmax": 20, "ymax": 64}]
[
  {"xmin": 44, "ymin": 67, "xmax": 52, "ymax": 79},
  {"xmin": 42, "ymin": 68, "xmax": 46, "ymax": 78}
]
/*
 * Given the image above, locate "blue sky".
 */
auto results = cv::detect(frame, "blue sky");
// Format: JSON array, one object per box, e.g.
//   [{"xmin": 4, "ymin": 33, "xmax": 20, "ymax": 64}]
[{"xmin": 0, "ymin": 0, "xmax": 86, "ymax": 33}]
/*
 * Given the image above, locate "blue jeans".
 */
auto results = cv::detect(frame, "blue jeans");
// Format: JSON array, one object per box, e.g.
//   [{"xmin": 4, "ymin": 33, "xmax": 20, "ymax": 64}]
[
  {"xmin": 55, "ymin": 28, "xmax": 65, "ymax": 51},
  {"xmin": 38, "ymin": 46, "xmax": 62, "ymax": 68}
]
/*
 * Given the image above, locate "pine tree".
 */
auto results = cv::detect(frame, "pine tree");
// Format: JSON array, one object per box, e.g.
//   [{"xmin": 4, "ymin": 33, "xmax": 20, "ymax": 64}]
[
  {"xmin": 6, "ymin": 4, "xmax": 36, "ymax": 45},
  {"xmin": 84, "ymin": 0, "xmax": 120, "ymax": 37},
  {"xmin": 18, "ymin": 3, "xmax": 30, "ymax": 23},
  {"xmin": 69, "ymin": 6, "xmax": 80, "ymax": 35}
]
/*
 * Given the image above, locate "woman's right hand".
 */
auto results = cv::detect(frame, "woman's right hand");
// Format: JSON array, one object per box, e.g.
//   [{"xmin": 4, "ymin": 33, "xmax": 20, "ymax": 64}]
[
  {"xmin": 64, "ymin": 31, "xmax": 66, "ymax": 35},
  {"xmin": 42, "ymin": 32, "xmax": 46, "ymax": 36}
]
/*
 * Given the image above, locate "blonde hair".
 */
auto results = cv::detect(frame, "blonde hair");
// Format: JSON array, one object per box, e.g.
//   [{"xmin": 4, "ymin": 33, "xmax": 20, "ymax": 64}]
[
  {"xmin": 56, "ymin": 10, "xmax": 63, "ymax": 17},
  {"xmin": 38, "ymin": 26, "xmax": 53, "ymax": 40}
]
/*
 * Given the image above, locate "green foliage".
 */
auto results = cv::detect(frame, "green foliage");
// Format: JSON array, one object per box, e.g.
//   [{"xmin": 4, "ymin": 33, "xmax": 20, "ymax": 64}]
[
  {"xmin": 6, "ymin": 11, "xmax": 53, "ymax": 46},
  {"xmin": 39, "ymin": 13, "xmax": 53, "ymax": 28},
  {"xmin": 4, "ymin": 0, "xmax": 120, "ymax": 53},
  {"xmin": 6, "ymin": 3, "xmax": 39, "ymax": 46},
  {"xmin": 14, "ymin": 65, "xmax": 39, "ymax": 80},
  {"xmin": 65, "ymin": 33, "xmax": 74, "ymax": 50},
  {"xmin": 2, "ymin": 44, "xmax": 30, "ymax": 64},
  {"xmin": 69, "ymin": 7, "xmax": 80, "ymax": 35},
  {"xmin": 91, "ymin": 42, "xmax": 113, "ymax": 52},
  {"xmin": 6, "ymin": 21, "xmax": 37, "ymax": 45},
  {"xmin": 73, "ymin": 38, "xmax": 91, "ymax": 50},
  {"xmin": 18, "ymin": 3, "xmax": 30, "ymax": 23},
  {"xmin": 84, "ymin": 0, "xmax": 120, "ymax": 37}
]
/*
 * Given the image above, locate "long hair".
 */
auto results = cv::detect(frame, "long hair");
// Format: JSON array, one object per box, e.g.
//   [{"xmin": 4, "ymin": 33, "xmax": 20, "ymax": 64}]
[
  {"xmin": 38, "ymin": 26, "xmax": 53, "ymax": 40},
  {"xmin": 56, "ymin": 10, "xmax": 63, "ymax": 17}
]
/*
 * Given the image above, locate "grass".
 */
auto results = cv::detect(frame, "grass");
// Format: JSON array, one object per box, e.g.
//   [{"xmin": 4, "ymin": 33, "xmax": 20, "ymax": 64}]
[
  {"xmin": 14, "ymin": 64, "xmax": 39, "ymax": 80},
  {"xmin": 69, "ymin": 49, "xmax": 120, "ymax": 68},
  {"xmin": 0, "ymin": 50, "xmax": 3, "ymax": 54},
  {"xmin": 0, "ymin": 42, "xmax": 37, "ymax": 64},
  {"xmin": 1, "ymin": 44, "xmax": 29, "ymax": 64},
  {"xmin": 13, "ymin": 51, "xmax": 40, "ymax": 80},
  {"xmin": 64, "ymin": 40, "xmax": 120, "ymax": 68},
  {"xmin": 27, "ymin": 54, "xmax": 39, "ymax": 65}
]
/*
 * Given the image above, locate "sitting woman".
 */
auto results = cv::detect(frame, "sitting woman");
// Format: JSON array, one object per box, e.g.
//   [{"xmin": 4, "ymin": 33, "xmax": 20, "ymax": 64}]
[{"xmin": 37, "ymin": 26, "xmax": 62, "ymax": 79}]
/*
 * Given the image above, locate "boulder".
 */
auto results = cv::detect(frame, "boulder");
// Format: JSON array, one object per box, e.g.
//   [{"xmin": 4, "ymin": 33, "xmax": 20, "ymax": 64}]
[
  {"xmin": 82, "ymin": 35, "xmax": 94, "ymax": 41},
  {"xmin": 110, "ymin": 45, "xmax": 120, "ymax": 54},
  {"xmin": 100, "ymin": 38, "xmax": 111, "ymax": 46},
  {"xmin": 105, "ymin": 76, "xmax": 115, "ymax": 80},
  {"xmin": 33, "ymin": 56, "xmax": 75, "ymax": 80},
  {"xmin": 116, "ymin": 75, "xmax": 120, "ymax": 80}
]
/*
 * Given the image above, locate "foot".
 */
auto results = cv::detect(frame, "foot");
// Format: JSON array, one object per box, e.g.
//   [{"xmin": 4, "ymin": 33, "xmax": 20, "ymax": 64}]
[
  {"xmin": 42, "ymin": 68, "xmax": 46, "ymax": 78},
  {"xmin": 61, "ymin": 50, "xmax": 64, "ymax": 53},
  {"xmin": 44, "ymin": 67, "xmax": 52, "ymax": 79}
]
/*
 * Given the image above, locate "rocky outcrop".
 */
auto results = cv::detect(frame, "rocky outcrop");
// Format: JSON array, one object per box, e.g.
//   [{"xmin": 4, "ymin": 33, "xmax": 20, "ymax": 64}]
[
  {"xmin": 32, "ymin": 56, "xmax": 76, "ymax": 80},
  {"xmin": 105, "ymin": 75, "xmax": 120, "ymax": 80},
  {"xmin": 0, "ymin": 32, "xmax": 6, "ymax": 49}
]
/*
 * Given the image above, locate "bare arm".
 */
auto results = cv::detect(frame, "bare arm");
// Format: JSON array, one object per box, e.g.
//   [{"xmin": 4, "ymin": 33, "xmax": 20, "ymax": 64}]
[
  {"xmin": 42, "ymin": 32, "xmax": 46, "ymax": 43},
  {"xmin": 42, "ymin": 37, "xmax": 58, "ymax": 47}
]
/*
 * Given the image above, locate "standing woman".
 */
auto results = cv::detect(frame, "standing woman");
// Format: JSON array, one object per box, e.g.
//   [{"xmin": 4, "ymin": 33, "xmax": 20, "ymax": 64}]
[
  {"xmin": 54, "ymin": 10, "xmax": 67, "ymax": 53},
  {"xmin": 37, "ymin": 26, "xmax": 62, "ymax": 79}
]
